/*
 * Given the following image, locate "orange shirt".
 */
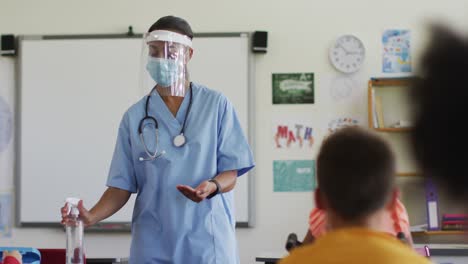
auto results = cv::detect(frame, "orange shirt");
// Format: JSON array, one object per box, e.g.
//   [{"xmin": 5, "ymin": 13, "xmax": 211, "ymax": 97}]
[
  {"xmin": 280, "ymin": 228, "xmax": 430, "ymax": 264},
  {"xmin": 309, "ymin": 199, "xmax": 413, "ymax": 245}
]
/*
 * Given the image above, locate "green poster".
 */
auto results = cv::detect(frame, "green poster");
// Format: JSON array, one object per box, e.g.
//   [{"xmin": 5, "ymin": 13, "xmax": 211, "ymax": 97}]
[
  {"xmin": 272, "ymin": 73, "xmax": 314, "ymax": 104},
  {"xmin": 273, "ymin": 160, "xmax": 316, "ymax": 192}
]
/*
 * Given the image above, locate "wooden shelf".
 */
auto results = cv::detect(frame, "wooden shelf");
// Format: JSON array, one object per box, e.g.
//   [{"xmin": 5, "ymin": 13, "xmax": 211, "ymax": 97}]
[
  {"xmin": 368, "ymin": 77, "xmax": 420, "ymax": 177},
  {"xmin": 367, "ymin": 77, "xmax": 417, "ymax": 130},
  {"xmin": 373, "ymin": 127, "xmax": 412, "ymax": 132},
  {"xmin": 396, "ymin": 172, "xmax": 420, "ymax": 177},
  {"xmin": 412, "ymin": 230, "xmax": 466, "ymax": 236},
  {"xmin": 370, "ymin": 78, "xmax": 414, "ymax": 87}
]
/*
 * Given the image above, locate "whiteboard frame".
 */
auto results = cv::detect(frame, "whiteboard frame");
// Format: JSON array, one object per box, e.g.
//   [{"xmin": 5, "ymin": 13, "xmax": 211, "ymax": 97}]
[{"xmin": 15, "ymin": 32, "xmax": 256, "ymax": 229}]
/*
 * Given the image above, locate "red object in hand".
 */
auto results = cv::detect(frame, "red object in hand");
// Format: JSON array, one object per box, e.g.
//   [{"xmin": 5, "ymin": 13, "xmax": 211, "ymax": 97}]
[
  {"xmin": 1, "ymin": 256, "xmax": 21, "ymax": 264},
  {"xmin": 72, "ymin": 247, "xmax": 82, "ymax": 263}
]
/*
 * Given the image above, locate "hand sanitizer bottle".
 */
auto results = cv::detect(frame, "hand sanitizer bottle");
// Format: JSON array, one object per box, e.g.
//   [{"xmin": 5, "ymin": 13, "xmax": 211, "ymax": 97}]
[{"xmin": 65, "ymin": 197, "xmax": 84, "ymax": 264}]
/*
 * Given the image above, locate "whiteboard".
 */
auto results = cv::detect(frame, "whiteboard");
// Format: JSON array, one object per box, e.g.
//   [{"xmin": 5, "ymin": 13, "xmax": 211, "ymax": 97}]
[{"xmin": 17, "ymin": 33, "xmax": 255, "ymax": 228}]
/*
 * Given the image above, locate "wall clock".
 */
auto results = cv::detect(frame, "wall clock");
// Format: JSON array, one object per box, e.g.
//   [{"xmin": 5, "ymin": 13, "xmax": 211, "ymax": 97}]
[{"xmin": 329, "ymin": 35, "xmax": 365, "ymax": 74}]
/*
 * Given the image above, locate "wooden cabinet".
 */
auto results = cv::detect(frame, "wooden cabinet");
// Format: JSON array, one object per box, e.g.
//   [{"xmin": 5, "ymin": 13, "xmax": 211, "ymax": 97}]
[
  {"xmin": 367, "ymin": 77, "xmax": 418, "ymax": 176},
  {"xmin": 368, "ymin": 77, "xmax": 415, "ymax": 131},
  {"xmin": 368, "ymin": 78, "xmax": 468, "ymax": 239}
]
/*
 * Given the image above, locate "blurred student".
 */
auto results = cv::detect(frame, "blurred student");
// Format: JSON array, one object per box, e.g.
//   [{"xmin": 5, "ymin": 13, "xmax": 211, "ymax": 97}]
[
  {"xmin": 411, "ymin": 24, "xmax": 468, "ymax": 204},
  {"xmin": 280, "ymin": 127, "xmax": 429, "ymax": 264}
]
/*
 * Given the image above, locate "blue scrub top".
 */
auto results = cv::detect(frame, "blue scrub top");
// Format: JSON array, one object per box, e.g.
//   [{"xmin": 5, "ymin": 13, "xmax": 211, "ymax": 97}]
[{"xmin": 107, "ymin": 83, "xmax": 255, "ymax": 264}]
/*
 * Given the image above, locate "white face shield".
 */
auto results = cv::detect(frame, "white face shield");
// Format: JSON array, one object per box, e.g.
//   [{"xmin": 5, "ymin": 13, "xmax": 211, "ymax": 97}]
[{"xmin": 141, "ymin": 30, "xmax": 193, "ymax": 97}]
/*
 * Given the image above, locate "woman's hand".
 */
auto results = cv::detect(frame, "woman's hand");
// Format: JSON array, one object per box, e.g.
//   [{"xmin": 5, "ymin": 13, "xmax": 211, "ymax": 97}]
[
  {"xmin": 176, "ymin": 181, "xmax": 217, "ymax": 203},
  {"xmin": 2, "ymin": 250, "xmax": 22, "ymax": 263},
  {"xmin": 60, "ymin": 200, "xmax": 96, "ymax": 227}
]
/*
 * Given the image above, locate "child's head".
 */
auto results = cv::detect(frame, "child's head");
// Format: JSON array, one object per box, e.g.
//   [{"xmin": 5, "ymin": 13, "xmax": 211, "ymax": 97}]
[{"xmin": 316, "ymin": 127, "xmax": 396, "ymax": 223}]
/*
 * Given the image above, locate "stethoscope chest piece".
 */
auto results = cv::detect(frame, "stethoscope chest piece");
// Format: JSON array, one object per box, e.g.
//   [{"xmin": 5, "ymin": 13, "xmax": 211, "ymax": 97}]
[
  {"xmin": 173, "ymin": 133, "xmax": 186, "ymax": 147},
  {"xmin": 139, "ymin": 84, "xmax": 193, "ymax": 160}
]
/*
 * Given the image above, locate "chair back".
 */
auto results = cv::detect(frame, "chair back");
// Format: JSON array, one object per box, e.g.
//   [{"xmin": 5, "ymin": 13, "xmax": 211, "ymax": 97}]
[{"xmin": 38, "ymin": 248, "xmax": 86, "ymax": 264}]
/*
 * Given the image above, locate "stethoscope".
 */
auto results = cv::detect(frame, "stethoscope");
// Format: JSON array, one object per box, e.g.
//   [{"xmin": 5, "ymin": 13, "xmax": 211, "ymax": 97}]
[{"xmin": 138, "ymin": 84, "xmax": 193, "ymax": 161}]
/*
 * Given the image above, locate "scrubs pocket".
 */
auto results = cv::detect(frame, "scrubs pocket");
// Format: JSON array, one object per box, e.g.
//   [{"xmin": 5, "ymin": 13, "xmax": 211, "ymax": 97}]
[
  {"xmin": 211, "ymin": 201, "xmax": 237, "ymax": 264},
  {"xmin": 135, "ymin": 153, "xmax": 171, "ymax": 187},
  {"xmin": 131, "ymin": 213, "xmax": 162, "ymax": 253}
]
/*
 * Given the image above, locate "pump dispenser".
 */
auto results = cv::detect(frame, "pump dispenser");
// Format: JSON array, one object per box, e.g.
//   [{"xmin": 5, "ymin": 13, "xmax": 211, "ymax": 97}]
[{"xmin": 65, "ymin": 197, "xmax": 84, "ymax": 264}]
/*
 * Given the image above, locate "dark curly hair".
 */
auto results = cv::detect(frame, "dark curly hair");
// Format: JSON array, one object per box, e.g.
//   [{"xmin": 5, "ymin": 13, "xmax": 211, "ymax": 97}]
[
  {"xmin": 147, "ymin": 15, "xmax": 193, "ymax": 39},
  {"xmin": 411, "ymin": 24, "xmax": 468, "ymax": 201}
]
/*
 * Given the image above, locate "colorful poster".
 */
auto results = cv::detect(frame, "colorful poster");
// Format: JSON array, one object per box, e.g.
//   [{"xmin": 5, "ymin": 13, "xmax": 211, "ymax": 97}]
[
  {"xmin": 382, "ymin": 30, "xmax": 411, "ymax": 73},
  {"xmin": 0, "ymin": 193, "xmax": 12, "ymax": 237},
  {"xmin": 273, "ymin": 160, "xmax": 316, "ymax": 192},
  {"xmin": 273, "ymin": 121, "xmax": 315, "ymax": 149},
  {"xmin": 327, "ymin": 117, "xmax": 360, "ymax": 134},
  {"xmin": 272, "ymin": 73, "xmax": 314, "ymax": 104}
]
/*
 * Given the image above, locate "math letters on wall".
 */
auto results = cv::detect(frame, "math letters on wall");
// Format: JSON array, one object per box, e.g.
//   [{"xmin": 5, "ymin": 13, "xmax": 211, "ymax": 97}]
[{"xmin": 272, "ymin": 120, "xmax": 315, "ymax": 150}]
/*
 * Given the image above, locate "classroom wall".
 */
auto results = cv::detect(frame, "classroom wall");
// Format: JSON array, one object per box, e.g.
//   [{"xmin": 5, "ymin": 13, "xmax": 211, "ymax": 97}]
[{"xmin": 1, "ymin": 1, "xmax": 468, "ymax": 263}]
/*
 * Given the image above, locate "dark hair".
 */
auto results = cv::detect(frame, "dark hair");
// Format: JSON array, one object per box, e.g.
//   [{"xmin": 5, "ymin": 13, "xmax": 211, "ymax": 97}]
[
  {"xmin": 148, "ymin": 15, "xmax": 194, "ymax": 39},
  {"xmin": 411, "ymin": 25, "xmax": 468, "ymax": 201},
  {"xmin": 317, "ymin": 127, "xmax": 395, "ymax": 221}
]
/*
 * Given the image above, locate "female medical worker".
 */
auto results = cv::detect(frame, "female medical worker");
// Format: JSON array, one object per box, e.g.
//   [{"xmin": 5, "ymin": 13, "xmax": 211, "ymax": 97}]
[{"xmin": 61, "ymin": 16, "xmax": 255, "ymax": 264}]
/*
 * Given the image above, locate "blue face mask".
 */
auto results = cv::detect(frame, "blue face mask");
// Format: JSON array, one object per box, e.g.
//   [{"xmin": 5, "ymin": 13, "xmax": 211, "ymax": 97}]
[{"xmin": 146, "ymin": 57, "xmax": 179, "ymax": 87}]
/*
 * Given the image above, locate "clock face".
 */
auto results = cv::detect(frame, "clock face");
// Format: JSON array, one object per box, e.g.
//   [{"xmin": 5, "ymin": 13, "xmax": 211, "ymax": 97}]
[{"xmin": 329, "ymin": 35, "xmax": 365, "ymax": 74}]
